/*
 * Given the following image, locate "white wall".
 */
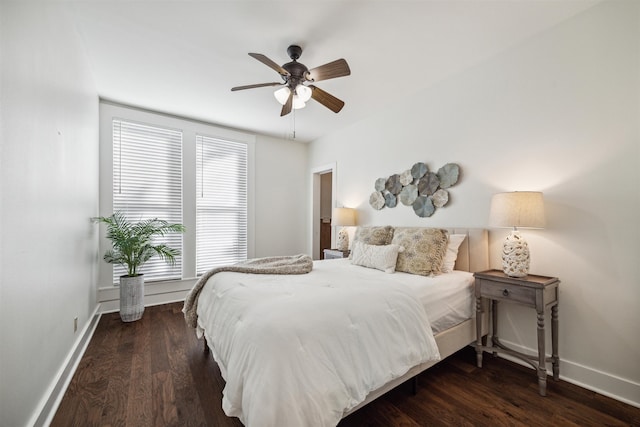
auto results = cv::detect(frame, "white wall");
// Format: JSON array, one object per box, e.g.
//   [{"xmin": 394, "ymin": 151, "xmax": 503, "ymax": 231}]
[
  {"xmin": 308, "ymin": 0, "xmax": 639, "ymax": 406},
  {"xmin": 0, "ymin": 3, "xmax": 99, "ymax": 427},
  {"xmin": 254, "ymin": 135, "xmax": 308, "ymax": 257}
]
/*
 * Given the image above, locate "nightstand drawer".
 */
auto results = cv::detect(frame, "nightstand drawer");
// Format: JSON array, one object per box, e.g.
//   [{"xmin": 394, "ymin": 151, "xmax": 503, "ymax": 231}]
[{"xmin": 479, "ymin": 280, "xmax": 536, "ymax": 306}]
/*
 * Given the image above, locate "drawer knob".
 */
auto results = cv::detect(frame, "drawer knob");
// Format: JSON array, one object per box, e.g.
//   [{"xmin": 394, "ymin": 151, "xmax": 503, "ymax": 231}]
[{"xmin": 502, "ymin": 289, "xmax": 510, "ymax": 297}]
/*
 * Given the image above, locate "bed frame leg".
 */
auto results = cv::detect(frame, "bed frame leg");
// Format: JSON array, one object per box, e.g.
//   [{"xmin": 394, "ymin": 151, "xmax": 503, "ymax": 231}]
[
  {"xmin": 203, "ymin": 337, "xmax": 210, "ymax": 354},
  {"xmin": 411, "ymin": 376, "xmax": 418, "ymax": 395}
]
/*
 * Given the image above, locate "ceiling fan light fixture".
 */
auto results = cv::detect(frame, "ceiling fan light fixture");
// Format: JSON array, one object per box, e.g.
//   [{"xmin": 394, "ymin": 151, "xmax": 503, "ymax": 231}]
[
  {"xmin": 292, "ymin": 96, "xmax": 306, "ymax": 110},
  {"xmin": 274, "ymin": 86, "xmax": 291, "ymax": 105},
  {"xmin": 295, "ymin": 84, "xmax": 312, "ymax": 102}
]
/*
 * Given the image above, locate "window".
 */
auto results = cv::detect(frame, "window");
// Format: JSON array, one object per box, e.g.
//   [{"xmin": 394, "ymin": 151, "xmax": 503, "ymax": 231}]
[
  {"xmin": 112, "ymin": 119, "xmax": 183, "ymax": 283},
  {"xmin": 100, "ymin": 102, "xmax": 255, "ymax": 288},
  {"xmin": 196, "ymin": 135, "xmax": 248, "ymax": 274}
]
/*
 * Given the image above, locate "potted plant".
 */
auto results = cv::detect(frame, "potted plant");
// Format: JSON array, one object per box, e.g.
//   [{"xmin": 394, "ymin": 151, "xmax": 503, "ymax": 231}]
[{"xmin": 94, "ymin": 211, "xmax": 186, "ymax": 322}]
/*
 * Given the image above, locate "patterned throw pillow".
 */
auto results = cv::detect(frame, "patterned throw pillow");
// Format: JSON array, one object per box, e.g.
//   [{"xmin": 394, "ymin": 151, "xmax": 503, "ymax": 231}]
[
  {"xmin": 351, "ymin": 241, "xmax": 404, "ymax": 273},
  {"xmin": 391, "ymin": 227, "xmax": 449, "ymax": 276},
  {"xmin": 350, "ymin": 226, "xmax": 394, "ymax": 259},
  {"xmin": 352, "ymin": 225, "xmax": 394, "ymax": 246}
]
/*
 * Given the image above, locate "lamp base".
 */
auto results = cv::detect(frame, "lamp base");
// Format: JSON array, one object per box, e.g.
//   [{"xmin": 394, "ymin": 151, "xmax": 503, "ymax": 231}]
[
  {"xmin": 502, "ymin": 230, "xmax": 530, "ymax": 277},
  {"xmin": 337, "ymin": 227, "xmax": 349, "ymax": 251}
]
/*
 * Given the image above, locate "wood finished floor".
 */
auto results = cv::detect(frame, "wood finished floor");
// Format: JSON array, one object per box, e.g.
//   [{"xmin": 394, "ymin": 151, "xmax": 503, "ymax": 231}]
[{"xmin": 52, "ymin": 303, "xmax": 640, "ymax": 427}]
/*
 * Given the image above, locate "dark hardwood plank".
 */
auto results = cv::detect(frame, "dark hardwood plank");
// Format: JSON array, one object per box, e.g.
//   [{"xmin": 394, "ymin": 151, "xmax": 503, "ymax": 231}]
[
  {"xmin": 152, "ymin": 371, "xmax": 178, "ymax": 425},
  {"xmin": 52, "ymin": 303, "xmax": 640, "ymax": 427},
  {"xmin": 125, "ymin": 320, "xmax": 153, "ymax": 426},
  {"xmin": 163, "ymin": 304, "xmax": 209, "ymax": 426}
]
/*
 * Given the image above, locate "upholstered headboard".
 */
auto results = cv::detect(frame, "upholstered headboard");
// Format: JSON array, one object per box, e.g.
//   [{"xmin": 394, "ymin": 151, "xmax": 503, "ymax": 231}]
[{"xmin": 444, "ymin": 228, "xmax": 489, "ymax": 273}]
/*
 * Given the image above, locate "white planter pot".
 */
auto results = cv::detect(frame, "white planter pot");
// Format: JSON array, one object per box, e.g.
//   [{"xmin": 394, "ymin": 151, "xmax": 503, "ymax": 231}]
[{"xmin": 119, "ymin": 274, "xmax": 144, "ymax": 322}]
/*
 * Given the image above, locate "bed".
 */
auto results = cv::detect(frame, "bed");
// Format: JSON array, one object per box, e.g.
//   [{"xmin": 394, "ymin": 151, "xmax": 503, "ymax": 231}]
[{"xmin": 188, "ymin": 227, "xmax": 489, "ymax": 427}]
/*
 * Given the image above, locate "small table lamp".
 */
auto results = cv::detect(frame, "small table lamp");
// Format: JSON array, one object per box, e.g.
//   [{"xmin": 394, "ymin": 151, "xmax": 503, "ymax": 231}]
[
  {"xmin": 332, "ymin": 207, "xmax": 356, "ymax": 251},
  {"xmin": 489, "ymin": 192, "xmax": 545, "ymax": 277}
]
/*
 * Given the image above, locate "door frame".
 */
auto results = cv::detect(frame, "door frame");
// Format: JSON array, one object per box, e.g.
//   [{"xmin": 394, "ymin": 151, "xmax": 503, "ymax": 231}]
[{"xmin": 310, "ymin": 162, "xmax": 336, "ymax": 260}]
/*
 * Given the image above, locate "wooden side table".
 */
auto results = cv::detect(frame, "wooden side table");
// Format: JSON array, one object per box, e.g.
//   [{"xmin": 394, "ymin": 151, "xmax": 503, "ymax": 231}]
[
  {"xmin": 474, "ymin": 269, "xmax": 560, "ymax": 396},
  {"xmin": 323, "ymin": 249, "xmax": 350, "ymax": 260}
]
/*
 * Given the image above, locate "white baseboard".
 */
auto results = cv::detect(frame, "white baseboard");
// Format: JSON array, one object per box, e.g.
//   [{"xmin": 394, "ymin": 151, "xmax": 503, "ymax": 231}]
[
  {"xmin": 29, "ymin": 305, "xmax": 102, "ymax": 427},
  {"xmin": 496, "ymin": 339, "xmax": 640, "ymax": 409}
]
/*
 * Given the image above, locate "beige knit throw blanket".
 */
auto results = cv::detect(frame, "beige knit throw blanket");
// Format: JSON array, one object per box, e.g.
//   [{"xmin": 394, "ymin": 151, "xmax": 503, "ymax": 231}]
[{"xmin": 183, "ymin": 254, "xmax": 313, "ymax": 328}]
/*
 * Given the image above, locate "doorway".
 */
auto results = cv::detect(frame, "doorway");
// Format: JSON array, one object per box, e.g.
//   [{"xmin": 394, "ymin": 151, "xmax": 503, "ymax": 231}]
[
  {"xmin": 319, "ymin": 172, "xmax": 332, "ymax": 259},
  {"xmin": 310, "ymin": 163, "xmax": 336, "ymax": 260}
]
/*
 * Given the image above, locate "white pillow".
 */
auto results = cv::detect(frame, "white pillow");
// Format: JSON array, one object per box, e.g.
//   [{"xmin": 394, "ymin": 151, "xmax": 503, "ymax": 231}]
[
  {"xmin": 351, "ymin": 241, "xmax": 404, "ymax": 273},
  {"xmin": 441, "ymin": 234, "xmax": 467, "ymax": 273}
]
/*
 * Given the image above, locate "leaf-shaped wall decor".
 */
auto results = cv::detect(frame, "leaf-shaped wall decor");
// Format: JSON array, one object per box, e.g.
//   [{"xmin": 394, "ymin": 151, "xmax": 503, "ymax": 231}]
[
  {"xmin": 418, "ymin": 172, "xmax": 440, "ymax": 196},
  {"xmin": 370, "ymin": 162, "xmax": 460, "ymax": 217},
  {"xmin": 432, "ymin": 189, "xmax": 449, "ymax": 208},
  {"xmin": 437, "ymin": 163, "xmax": 460, "ymax": 188},
  {"xmin": 385, "ymin": 192, "xmax": 398, "ymax": 208},
  {"xmin": 399, "ymin": 169, "xmax": 413, "ymax": 186},
  {"xmin": 369, "ymin": 191, "xmax": 385, "ymax": 210},
  {"xmin": 411, "ymin": 162, "xmax": 428, "ymax": 179},
  {"xmin": 399, "ymin": 185, "xmax": 418, "ymax": 206},
  {"xmin": 413, "ymin": 196, "xmax": 435, "ymax": 217},
  {"xmin": 385, "ymin": 174, "xmax": 402, "ymax": 194}
]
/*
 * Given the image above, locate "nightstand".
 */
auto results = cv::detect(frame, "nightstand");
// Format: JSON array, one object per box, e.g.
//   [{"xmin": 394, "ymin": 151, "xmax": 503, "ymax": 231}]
[
  {"xmin": 474, "ymin": 269, "xmax": 560, "ymax": 396},
  {"xmin": 323, "ymin": 249, "xmax": 350, "ymax": 260}
]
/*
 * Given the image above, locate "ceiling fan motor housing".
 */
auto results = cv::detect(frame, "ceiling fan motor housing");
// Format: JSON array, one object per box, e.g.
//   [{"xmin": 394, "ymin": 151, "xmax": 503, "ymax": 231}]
[
  {"xmin": 283, "ymin": 45, "xmax": 310, "ymax": 87},
  {"xmin": 283, "ymin": 61, "xmax": 309, "ymax": 87}
]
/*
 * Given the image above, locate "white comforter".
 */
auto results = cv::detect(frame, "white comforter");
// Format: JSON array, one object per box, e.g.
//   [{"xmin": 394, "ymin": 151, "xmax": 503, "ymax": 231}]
[{"xmin": 196, "ymin": 259, "xmax": 440, "ymax": 427}]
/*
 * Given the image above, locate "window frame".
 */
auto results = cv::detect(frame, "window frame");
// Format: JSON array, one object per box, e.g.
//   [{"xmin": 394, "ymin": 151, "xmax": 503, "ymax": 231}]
[
  {"xmin": 196, "ymin": 134, "xmax": 249, "ymax": 274},
  {"xmin": 98, "ymin": 101, "xmax": 255, "ymax": 289},
  {"xmin": 111, "ymin": 117, "xmax": 184, "ymax": 283}
]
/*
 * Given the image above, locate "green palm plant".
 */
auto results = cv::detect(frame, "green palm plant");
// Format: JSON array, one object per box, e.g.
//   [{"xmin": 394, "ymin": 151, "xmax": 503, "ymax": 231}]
[{"xmin": 94, "ymin": 211, "xmax": 186, "ymax": 277}]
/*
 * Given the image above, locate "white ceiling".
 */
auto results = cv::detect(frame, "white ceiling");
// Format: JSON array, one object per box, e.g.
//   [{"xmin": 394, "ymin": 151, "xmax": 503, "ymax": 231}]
[{"xmin": 67, "ymin": 0, "xmax": 599, "ymax": 143}]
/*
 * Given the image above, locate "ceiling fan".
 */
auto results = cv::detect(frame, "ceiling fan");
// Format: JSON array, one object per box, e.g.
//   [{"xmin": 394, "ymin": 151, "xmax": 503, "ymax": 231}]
[{"xmin": 231, "ymin": 45, "xmax": 351, "ymax": 117}]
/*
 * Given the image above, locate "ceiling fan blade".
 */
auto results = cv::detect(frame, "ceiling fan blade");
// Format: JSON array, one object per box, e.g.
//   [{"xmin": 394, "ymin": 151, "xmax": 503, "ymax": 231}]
[
  {"xmin": 307, "ymin": 59, "xmax": 350, "ymax": 82},
  {"xmin": 231, "ymin": 82, "xmax": 283, "ymax": 91},
  {"xmin": 248, "ymin": 53, "xmax": 290, "ymax": 76},
  {"xmin": 310, "ymin": 85, "xmax": 345, "ymax": 113},
  {"xmin": 280, "ymin": 91, "xmax": 293, "ymax": 116}
]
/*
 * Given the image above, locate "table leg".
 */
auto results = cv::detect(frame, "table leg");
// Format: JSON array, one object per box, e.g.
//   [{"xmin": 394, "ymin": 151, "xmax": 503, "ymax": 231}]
[
  {"xmin": 552, "ymin": 304, "xmax": 559, "ymax": 380},
  {"xmin": 476, "ymin": 297, "xmax": 483, "ymax": 368},
  {"xmin": 492, "ymin": 300, "xmax": 499, "ymax": 356},
  {"xmin": 537, "ymin": 310, "xmax": 547, "ymax": 396}
]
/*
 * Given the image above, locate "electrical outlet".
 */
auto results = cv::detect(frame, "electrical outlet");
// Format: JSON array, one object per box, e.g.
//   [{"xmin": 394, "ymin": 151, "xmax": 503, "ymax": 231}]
[{"xmin": 74, "ymin": 317, "xmax": 78, "ymax": 333}]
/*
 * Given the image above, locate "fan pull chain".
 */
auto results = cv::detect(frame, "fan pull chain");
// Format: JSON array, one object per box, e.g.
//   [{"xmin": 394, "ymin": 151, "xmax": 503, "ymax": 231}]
[{"xmin": 292, "ymin": 108, "xmax": 296, "ymax": 139}]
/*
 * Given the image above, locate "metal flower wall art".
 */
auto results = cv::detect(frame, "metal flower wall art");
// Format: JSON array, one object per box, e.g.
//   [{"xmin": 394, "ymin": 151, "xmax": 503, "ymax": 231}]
[{"xmin": 369, "ymin": 162, "xmax": 460, "ymax": 217}]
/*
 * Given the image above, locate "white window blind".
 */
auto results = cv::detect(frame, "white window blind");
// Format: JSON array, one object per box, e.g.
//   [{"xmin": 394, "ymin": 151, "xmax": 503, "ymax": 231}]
[
  {"xmin": 113, "ymin": 119, "xmax": 183, "ymax": 283},
  {"xmin": 196, "ymin": 135, "xmax": 248, "ymax": 275}
]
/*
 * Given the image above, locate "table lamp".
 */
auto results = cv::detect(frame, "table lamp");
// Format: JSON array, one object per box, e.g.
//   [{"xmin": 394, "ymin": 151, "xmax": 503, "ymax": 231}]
[
  {"xmin": 489, "ymin": 191, "xmax": 545, "ymax": 277},
  {"xmin": 332, "ymin": 207, "xmax": 356, "ymax": 251}
]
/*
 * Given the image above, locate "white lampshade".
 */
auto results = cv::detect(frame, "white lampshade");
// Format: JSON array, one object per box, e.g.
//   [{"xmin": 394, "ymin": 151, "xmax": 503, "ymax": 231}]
[
  {"xmin": 489, "ymin": 191, "xmax": 545, "ymax": 278},
  {"xmin": 489, "ymin": 191, "xmax": 545, "ymax": 229},
  {"xmin": 295, "ymin": 84, "xmax": 312, "ymax": 102},
  {"xmin": 332, "ymin": 208, "xmax": 356, "ymax": 251},
  {"xmin": 274, "ymin": 87, "xmax": 291, "ymax": 105},
  {"xmin": 331, "ymin": 208, "xmax": 356, "ymax": 227}
]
